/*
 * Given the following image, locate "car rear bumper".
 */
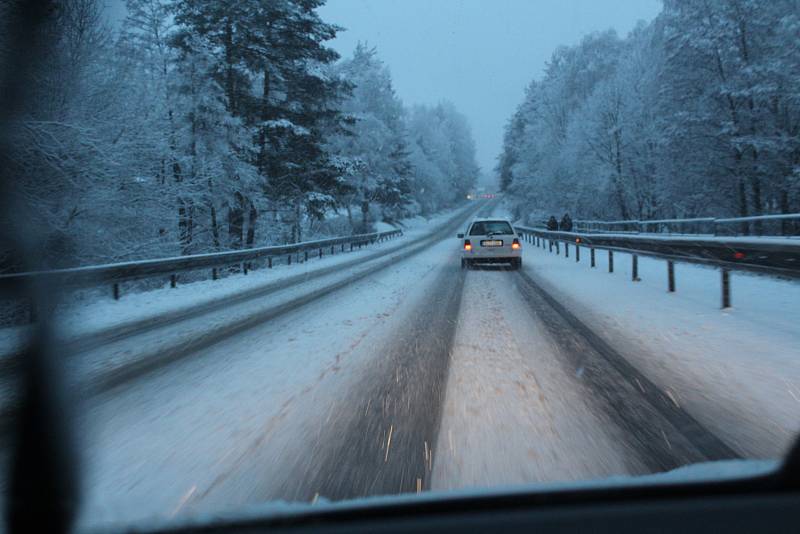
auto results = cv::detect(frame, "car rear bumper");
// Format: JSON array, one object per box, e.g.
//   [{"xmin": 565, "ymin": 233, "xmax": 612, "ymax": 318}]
[
  {"xmin": 465, "ymin": 256, "xmax": 519, "ymax": 264},
  {"xmin": 462, "ymin": 247, "xmax": 521, "ymax": 259}
]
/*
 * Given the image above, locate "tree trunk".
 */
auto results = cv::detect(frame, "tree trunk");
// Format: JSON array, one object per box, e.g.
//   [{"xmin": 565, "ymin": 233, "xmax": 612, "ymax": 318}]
[
  {"xmin": 750, "ymin": 175, "xmax": 763, "ymax": 235},
  {"xmin": 178, "ymin": 202, "xmax": 188, "ymax": 250},
  {"xmin": 779, "ymin": 188, "xmax": 791, "ymax": 236},
  {"xmin": 228, "ymin": 192, "xmax": 244, "ymax": 249},
  {"xmin": 224, "ymin": 21, "xmax": 236, "ymax": 115},
  {"xmin": 207, "ymin": 176, "xmax": 221, "ymax": 249},
  {"xmin": 185, "ymin": 203, "xmax": 194, "ymax": 254},
  {"xmin": 246, "ymin": 200, "xmax": 258, "ymax": 248},
  {"xmin": 346, "ymin": 203, "xmax": 353, "ymax": 230},
  {"xmin": 613, "ymin": 129, "xmax": 630, "ymax": 220},
  {"xmin": 258, "ymin": 68, "xmax": 271, "ymax": 173},
  {"xmin": 737, "ymin": 177, "xmax": 749, "ymax": 235},
  {"xmin": 210, "ymin": 203, "xmax": 220, "ymax": 249},
  {"xmin": 361, "ymin": 199, "xmax": 369, "ymax": 231},
  {"xmin": 291, "ymin": 201, "xmax": 302, "ymax": 243}
]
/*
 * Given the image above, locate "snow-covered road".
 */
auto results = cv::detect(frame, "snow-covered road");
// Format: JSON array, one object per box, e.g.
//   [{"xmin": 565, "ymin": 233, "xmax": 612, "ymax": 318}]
[
  {"xmin": 7, "ymin": 201, "xmax": 793, "ymax": 530},
  {"xmin": 77, "ymin": 225, "xmax": 468, "ymax": 526}
]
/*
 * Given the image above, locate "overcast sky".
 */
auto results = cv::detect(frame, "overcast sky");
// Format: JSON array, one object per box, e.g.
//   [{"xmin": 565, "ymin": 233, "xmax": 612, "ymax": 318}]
[
  {"xmin": 319, "ymin": 0, "xmax": 662, "ymax": 183},
  {"xmin": 106, "ymin": 0, "xmax": 662, "ymax": 183}
]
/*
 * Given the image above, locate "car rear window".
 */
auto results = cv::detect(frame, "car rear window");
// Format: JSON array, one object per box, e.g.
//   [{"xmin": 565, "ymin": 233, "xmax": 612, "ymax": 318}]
[{"xmin": 469, "ymin": 221, "xmax": 514, "ymax": 236}]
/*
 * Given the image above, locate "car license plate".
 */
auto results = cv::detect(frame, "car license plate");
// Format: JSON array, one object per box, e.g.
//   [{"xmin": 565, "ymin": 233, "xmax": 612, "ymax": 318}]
[{"xmin": 481, "ymin": 240, "xmax": 503, "ymax": 247}]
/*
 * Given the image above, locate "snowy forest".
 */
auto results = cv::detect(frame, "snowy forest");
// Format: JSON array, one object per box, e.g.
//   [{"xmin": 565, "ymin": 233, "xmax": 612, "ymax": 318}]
[
  {"xmin": 3, "ymin": 0, "xmax": 479, "ymax": 268},
  {"xmin": 498, "ymin": 0, "xmax": 800, "ymax": 226}
]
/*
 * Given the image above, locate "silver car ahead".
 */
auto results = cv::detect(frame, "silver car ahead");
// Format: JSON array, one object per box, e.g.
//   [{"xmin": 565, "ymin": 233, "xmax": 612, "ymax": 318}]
[{"xmin": 458, "ymin": 218, "xmax": 522, "ymax": 270}]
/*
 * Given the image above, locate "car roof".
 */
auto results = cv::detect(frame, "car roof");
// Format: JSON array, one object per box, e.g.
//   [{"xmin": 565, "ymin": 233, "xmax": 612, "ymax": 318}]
[{"xmin": 470, "ymin": 217, "xmax": 512, "ymax": 222}]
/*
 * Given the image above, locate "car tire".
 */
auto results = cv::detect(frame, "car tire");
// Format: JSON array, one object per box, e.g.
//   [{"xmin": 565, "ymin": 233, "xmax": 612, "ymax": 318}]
[
  {"xmin": 512, "ymin": 258, "xmax": 522, "ymax": 270},
  {"xmin": 461, "ymin": 258, "xmax": 468, "ymax": 270}
]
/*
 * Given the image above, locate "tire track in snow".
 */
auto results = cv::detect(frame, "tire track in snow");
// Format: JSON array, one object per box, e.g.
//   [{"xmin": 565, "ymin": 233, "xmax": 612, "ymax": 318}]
[
  {"xmin": 274, "ymin": 253, "xmax": 466, "ymax": 501},
  {"xmin": 514, "ymin": 269, "xmax": 742, "ymax": 470},
  {"xmin": 433, "ymin": 266, "xmax": 645, "ymax": 489}
]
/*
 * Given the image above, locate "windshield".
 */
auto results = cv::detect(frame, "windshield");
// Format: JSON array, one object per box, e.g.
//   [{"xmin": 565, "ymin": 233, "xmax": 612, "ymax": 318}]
[
  {"xmin": 0, "ymin": 0, "xmax": 799, "ymax": 531},
  {"xmin": 469, "ymin": 221, "xmax": 514, "ymax": 236}
]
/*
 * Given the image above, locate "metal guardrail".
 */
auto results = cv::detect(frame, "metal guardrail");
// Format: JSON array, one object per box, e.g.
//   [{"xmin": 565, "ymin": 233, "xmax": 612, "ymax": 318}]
[
  {"xmin": 561, "ymin": 213, "xmax": 800, "ymax": 236},
  {"xmin": 0, "ymin": 229, "xmax": 403, "ymax": 301},
  {"xmin": 515, "ymin": 226, "xmax": 800, "ymax": 308}
]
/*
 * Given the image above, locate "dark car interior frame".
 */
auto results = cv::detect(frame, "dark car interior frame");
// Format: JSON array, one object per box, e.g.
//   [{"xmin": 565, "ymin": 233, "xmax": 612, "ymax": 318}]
[{"xmin": 2, "ymin": 2, "xmax": 800, "ymax": 533}]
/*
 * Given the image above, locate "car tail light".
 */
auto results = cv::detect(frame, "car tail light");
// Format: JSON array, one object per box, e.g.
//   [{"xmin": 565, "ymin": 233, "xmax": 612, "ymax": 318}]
[
  {"xmin": 733, "ymin": 251, "xmax": 745, "ymax": 259},
  {"xmin": 511, "ymin": 238, "xmax": 521, "ymax": 250},
  {"xmin": 464, "ymin": 239, "xmax": 472, "ymax": 251}
]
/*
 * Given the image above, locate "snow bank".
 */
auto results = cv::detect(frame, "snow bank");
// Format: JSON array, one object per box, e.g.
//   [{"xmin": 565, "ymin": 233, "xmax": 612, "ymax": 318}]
[{"xmin": 522, "ymin": 243, "xmax": 800, "ymax": 458}]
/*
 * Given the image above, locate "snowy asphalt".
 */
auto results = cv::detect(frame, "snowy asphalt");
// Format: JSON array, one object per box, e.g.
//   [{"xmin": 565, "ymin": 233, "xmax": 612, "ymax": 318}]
[{"xmin": 61, "ymin": 203, "xmax": 772, "ymax": 527}]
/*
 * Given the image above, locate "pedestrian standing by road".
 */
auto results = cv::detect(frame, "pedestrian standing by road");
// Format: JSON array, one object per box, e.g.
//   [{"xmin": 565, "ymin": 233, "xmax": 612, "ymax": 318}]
[
  {"xmin": 560, "ymin": 213, "xmax": 573, "ymax": 231},
  {"xmin": 547, "ymin": 216, "xmax": 558, "ymax": 231}
]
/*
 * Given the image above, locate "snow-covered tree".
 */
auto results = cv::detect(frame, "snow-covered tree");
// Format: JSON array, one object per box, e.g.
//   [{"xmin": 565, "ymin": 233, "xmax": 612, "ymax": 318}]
[
  {"xmin": 328, "ymin": 44, "xmax": 412, "ymax": 230},
  {"xmin": 498, "ymin": 1, "xmax": 800, "ymax": 227}
]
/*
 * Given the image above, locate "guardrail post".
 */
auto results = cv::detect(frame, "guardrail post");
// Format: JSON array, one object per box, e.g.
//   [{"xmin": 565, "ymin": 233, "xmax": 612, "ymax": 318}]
[
  {"xmin": 590, "ymin": 248, "xmax": 595, "ymax": 267},
  {"xmin": 721, "ymin": 269, "xmax": 731, "ymax": 308},
  {"xmin": 113, "ymin": 283, "xmax": 120, "ymax": 300},
  {"xmin": 667, "ymin": 261, "xmax": 675, "ymax": 292},
  {"xmin": 342, "ymin": 243, "xmax": 345, "ymax": 252},
  {"xmin": 556, "ymin": 241, "xmax": 560, "ymax": 255},
  {"xmin": 608, "ymin": 250, "xmax": 614, "ymax": 273},
  {"xmin": 565, "ymin": 242, "xmax": 569, "ymax": 258},
  {"xmin": 350, "ymin": 243, "xmax": 354, "ymax": 252},
  {"xmin": 288, "ymin": 254, "xmax": 292, "ymax": 265},
  {"xmin": 319, "ymin": 248, "xmax": 323, "ymax": 259},
  {"xmin": 268, "ymin": 257, "xmax": 273, "ymax": 268},
  {"xmin": 548, "ymin": 239, "xmax": 553, "ymax": 252},
  {"xmin": 575, "ymin": 244, "xmax": 580, "ymax": 262},
  {"xmin": 304, "ymin": 250, "xmax": 309, "ymax": 262},
  {"xmin": 632, "ymin": 254, "xmax": 640, "ymax": 281},
  {"xmin": 331, "ymin": 245, "xmax": 335, "ymax": 255},
  {"xmin": 170, "ymin": 274, "xmax": 177, "ymax": 288},
  {"xmin": 242, "ymin": 262, "xmax": 248, "ymax": 275},
  {"xmin": 212, "ymin": 268, "xmax": 218, "ymax": 280}
]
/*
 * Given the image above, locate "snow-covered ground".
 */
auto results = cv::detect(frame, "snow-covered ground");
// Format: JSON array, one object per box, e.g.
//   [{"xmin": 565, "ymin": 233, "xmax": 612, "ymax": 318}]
[
  {"xmin": 0, "ymin": 208, "xmax": 464, "ymax": 358},
  {"xmin": 522, "ymin": 241, "xmax": 800, "ymax": 458}
]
